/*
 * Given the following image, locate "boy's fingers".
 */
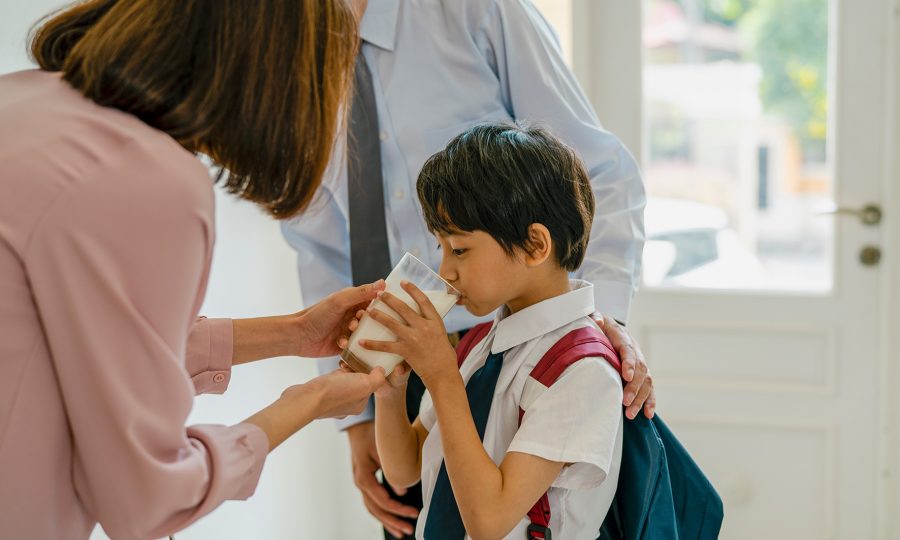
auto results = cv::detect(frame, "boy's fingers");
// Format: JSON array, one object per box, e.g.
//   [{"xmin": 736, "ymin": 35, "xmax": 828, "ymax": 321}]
[
  {"xmin": 368, "ymin": 308, "xmax": 406, "ymax": 335},
  {"xmin": 401, "ymin": 280, "xmax": 440, "ymax": 320},
  {"xmin": 375, "ymin": 292, "xmax": 419, "ymax": 324},
  {"xmin": 360, "ymin": 339, "xmax": 401, "ymax": 355}
]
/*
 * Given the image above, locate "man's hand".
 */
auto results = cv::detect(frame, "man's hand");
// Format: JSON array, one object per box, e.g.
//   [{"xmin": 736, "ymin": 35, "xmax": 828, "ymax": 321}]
[
  {"xmin": 594, "ymin": 313, "xmax": 656, "ymax": 420},
  {"xmin": 346, "ymin": 422, "xmax": 419, "ymax": 538}
]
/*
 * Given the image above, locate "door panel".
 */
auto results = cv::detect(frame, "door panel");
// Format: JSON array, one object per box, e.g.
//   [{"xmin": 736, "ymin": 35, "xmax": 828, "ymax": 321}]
[{"xmin": 539, "ymin": 0, "xmax": 892, "ymax": 536}]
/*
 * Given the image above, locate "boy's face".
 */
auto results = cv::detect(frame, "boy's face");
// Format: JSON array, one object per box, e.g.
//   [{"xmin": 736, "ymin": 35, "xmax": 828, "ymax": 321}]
[{"xmin": 436, "ymin": 230, "xmax": 530, "ymax": 317}]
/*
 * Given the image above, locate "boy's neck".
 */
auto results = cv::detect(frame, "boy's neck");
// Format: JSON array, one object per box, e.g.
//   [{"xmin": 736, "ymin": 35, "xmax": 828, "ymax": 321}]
[{"xmin": 505, "ymin": 268, "xmax": 572, "ymax": 314}]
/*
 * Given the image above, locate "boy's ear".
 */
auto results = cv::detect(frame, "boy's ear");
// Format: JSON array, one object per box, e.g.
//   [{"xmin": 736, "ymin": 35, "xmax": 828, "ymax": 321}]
[{"xmin": 523, "ymin": 223, "xmax": 553, "ymax": 267}]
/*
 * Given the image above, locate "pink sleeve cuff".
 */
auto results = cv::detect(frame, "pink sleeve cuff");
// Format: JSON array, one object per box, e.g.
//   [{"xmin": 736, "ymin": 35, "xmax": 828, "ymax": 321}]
[
  {"xmin": 186, "ymin": 318, "xmax": 234, "ymax": 394},
  {"xmin": 186, "ymin": 423, "xmax": 269, "ymax": 503}
]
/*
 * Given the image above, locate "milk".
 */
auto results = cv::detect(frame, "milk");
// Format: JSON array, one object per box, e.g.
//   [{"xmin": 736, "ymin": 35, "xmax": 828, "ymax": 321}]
[{"xmin": 341, "ymin": 289, "xmax": 459, "ymax": 375}]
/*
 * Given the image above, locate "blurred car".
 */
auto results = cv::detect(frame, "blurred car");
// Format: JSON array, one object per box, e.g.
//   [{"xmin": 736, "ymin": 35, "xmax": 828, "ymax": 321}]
[{"xmin": 642, "ymin": 197, "xmax": 766, "ymax": 289}]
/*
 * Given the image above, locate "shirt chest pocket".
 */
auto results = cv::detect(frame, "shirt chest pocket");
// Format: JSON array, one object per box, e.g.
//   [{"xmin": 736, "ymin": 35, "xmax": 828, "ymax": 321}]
[{"xmin": 422, "ymin": 107, "xmax": 515, "ymax": 157}]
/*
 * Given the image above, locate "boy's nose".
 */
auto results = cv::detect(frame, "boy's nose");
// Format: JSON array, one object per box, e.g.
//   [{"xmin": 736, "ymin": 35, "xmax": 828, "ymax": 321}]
[{"xmin": 438, "ymin": 260, "xmax": 458, "ymax": 285}]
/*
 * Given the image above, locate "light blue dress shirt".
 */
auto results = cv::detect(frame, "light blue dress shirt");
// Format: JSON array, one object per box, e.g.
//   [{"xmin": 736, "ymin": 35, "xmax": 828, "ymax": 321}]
[{"xmin": 281, "ymin": 0, "xmax": 646, "ymax": 428}]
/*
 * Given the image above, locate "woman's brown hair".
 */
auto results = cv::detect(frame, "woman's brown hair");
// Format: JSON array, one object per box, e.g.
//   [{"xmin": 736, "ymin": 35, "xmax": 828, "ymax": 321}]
[{"xmin": 30, "ymin": 0, "xmax": 358, "ymax": 218}]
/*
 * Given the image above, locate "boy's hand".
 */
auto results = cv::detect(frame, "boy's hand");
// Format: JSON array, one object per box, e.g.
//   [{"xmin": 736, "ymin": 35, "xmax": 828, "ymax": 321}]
[{"xmin": 359, "ymin": 281, "xmax": 459, "ymax": 388}]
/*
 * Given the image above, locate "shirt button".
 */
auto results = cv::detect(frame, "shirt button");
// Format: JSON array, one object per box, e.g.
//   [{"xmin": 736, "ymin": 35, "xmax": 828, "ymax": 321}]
[
  {"xmin": 394, "ymin": 189, "xmax": 405, "ymax": 200},
  {"xmin": 212, "ymin": 373, "xmax": 226, "ymax": 383},
  {"xmin": 379, "ymin": 131, "xmax": 389, "ymax": 141}
]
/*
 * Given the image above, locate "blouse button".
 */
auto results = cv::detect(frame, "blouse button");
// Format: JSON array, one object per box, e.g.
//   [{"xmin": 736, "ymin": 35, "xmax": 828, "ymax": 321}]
[{"xmin": 212, "ymin": 373, "xmax": 226, "ymax": 383}]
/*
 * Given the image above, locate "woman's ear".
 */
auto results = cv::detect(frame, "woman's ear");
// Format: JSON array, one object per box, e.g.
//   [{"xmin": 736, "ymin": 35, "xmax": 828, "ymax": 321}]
[{"xmin": 523, "ymin": 223, "xmax": 553, "ymax": 267}]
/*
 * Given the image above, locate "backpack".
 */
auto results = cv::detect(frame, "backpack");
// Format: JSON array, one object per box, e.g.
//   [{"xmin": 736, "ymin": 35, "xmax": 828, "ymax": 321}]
[{"xmin": 454, "ymin": 322, "xmax": 723, "ymax": 540}]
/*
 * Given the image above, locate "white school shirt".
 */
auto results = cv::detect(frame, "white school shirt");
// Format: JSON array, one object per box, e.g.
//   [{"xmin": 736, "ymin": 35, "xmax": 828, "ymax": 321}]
[
  {"xmin": 282, "ymin": 0, "xmax": 646, "ymax": 429},
  {"xmin": 416, "ymin": 280, "xmax": 624, "ymax": 540}
]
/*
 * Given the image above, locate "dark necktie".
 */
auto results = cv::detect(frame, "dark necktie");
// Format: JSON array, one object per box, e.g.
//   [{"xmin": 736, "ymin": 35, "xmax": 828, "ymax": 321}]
[
  {"xmin": 348, "ymin": 52, "xmax": 392, "ymax": 286},
  {"xmin": 423, "ymin": 351, "xmax": 505, "ymax": 539}
]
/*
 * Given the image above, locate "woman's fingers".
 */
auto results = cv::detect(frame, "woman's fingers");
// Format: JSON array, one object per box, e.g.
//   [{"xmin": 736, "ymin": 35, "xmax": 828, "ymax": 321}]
[
  {"xmin": 400, "ymin": 280, "xmax": 441, "ymax": 320},
  {"xmin": 333, "ymin": 279, "xmax": 386, "ymax": 310}
]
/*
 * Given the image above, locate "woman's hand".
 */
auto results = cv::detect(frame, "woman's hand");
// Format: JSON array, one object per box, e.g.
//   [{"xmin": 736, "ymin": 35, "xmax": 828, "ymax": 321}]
[
  {"xmin": 288, "ymin": 367, "xmax": 388, "ymax": 420},
  {"xmin": 230, "ymin": 280, "xmax": 386, "ymax": 365},
  {"xmin": 291, "ymin": 280, "xmax": 386, "ymax": 358},
  {"xmin": 244, "ymin": 367, "xmax": 387, "ymax": 451},
  {"xmin": 358, "ymin": 281, "xmax": 458, "ymax": 388}
]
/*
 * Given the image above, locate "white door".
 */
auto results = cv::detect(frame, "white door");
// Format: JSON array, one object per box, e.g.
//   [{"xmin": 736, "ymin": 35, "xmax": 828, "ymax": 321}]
[{"xmin": 534, "ymin": 0, "xmax": 896, "ymax": 537}]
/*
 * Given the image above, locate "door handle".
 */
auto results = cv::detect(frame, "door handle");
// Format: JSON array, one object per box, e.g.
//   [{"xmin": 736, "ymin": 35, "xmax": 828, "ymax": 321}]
[{"xmin": 818, "ymin": 203, "xmax": 882, "ymax": 226}]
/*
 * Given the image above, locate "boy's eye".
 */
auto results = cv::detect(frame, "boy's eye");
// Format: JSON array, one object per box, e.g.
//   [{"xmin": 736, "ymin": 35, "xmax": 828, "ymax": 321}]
[{"xmin": 452, "ymin": 248, "xmax": 467, "ymax": 256}]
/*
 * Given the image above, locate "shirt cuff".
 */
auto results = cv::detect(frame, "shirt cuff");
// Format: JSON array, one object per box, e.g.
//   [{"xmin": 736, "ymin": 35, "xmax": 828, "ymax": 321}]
[
  {"xmin": 589, "ymin": 280, "xmax": 635, "ymax": 324},
  {"xmin": 186, "ymin": 423, "xmax": 269, "ymax": 503},
  {"xmin": 187, "ymin": 318, "xmax": 234, "ymax": 395},
  {"xmin": 335, "ymin": 397, "xmax": 375, "ymax": 431}
]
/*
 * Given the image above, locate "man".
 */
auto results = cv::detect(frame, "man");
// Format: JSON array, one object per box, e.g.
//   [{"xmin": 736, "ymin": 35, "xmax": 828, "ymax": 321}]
[{"xmin": 281, "ymin": 0, "xmax": 653, "ymax": 537}]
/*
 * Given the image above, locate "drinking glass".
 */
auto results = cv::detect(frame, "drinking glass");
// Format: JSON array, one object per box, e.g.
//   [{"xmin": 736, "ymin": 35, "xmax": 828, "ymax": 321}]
[{"xmin": 341, "ymin": 252, "xmax": 461, "ymax": 375}]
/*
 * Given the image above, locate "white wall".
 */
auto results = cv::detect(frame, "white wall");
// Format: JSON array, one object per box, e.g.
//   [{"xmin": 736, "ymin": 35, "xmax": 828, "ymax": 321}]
[{"xmin": 1, "ymin": 1, "xmax": 380, "ymax": 538}]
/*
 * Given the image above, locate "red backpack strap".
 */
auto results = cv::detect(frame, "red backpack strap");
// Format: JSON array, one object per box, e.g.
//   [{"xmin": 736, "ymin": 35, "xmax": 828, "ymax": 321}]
[
  {"xmin": 454, "ymin": 322, "xmax": 494, "ymax": 368},
  {"xmin": 523, "ymin": 325, "xmax": 620, "ymax": 540}
]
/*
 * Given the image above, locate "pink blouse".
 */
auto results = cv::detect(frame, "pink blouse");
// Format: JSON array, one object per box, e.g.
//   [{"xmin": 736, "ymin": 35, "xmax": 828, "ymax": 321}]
[{"xmin": 0, "ymin": 70, "xmax": 268, "ymax": 539}]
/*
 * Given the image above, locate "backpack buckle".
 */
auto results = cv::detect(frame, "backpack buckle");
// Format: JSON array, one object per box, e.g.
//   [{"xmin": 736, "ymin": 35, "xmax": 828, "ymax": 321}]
[{"xmin": 526, "ymin": 523, "xmax": 552, "ymax": 540}]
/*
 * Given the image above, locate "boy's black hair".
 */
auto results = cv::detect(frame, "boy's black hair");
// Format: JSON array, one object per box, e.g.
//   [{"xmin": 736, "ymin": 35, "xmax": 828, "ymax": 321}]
[{"xmin": 416, "ymin": 122, "xmax": 595, "ymax": 271}]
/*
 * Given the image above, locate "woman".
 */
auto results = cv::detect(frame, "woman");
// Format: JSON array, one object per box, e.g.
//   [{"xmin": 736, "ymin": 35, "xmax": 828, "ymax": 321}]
[{"xmin": 0, "ymin": 1, "xmax": 384, "ymax": 538}]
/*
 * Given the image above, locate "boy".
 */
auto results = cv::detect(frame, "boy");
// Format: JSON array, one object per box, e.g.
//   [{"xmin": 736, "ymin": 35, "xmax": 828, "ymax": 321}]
[{"xmin": 359, "ymin": 123, "xmax": 623, "ymax": 539}]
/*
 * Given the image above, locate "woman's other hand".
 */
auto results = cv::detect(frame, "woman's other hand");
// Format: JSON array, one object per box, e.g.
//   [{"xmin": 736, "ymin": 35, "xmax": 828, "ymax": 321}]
[
  {"xmin": 296, "ymin": 367, "xmax": 387, "ymax": 419},
  {"xmin": 244, "ymin": 367, "xmax": 386, "ymax": 451}
]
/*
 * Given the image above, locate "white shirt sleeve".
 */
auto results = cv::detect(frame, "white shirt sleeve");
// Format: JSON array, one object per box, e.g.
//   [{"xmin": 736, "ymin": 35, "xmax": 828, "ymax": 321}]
[
  {"xmin": 507, "ymin": 358, "xmax": 623, "ymax": 491},
  {"xmin": 476, "ymin": 0, "xmax": 646, "ymax": 322}
]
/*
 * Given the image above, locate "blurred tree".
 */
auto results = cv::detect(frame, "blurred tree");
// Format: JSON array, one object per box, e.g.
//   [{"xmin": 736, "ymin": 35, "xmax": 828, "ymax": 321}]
[
  {"xmin": 703, "ymin": 0, "xmax": 751, "ymax": 26},
  {"xmin": 739, "ymin": 0, "xmax": 829, "ymax": 161}
]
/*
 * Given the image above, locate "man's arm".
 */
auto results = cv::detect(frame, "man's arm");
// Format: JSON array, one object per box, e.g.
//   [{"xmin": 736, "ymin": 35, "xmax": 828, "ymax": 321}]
[{"xmin": 477, "ymin": 0, "xmax": 646, "ymax": 323}]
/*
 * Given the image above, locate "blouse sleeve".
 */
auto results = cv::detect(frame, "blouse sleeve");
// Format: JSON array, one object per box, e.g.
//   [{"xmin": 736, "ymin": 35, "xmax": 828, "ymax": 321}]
[
  {"xmin": 187, "ymin": 317, "xmax": 235, "ymax": 394},
  {"xmin": 23, "ymin": 141, "xmax": 268, "ymax": 539}
]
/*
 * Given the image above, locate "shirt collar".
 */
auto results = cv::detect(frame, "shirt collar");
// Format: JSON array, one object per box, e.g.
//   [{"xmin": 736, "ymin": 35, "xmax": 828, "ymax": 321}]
[
  {"xmin": 360, "ymin": 0, "xmax": 400, "ymax": 51},
  {"xmin": 490, "ymin": 280, "xmax": 597, "ymax": 354}
]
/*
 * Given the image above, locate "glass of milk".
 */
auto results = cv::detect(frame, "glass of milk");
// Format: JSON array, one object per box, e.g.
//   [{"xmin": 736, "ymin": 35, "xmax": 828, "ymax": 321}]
[{"xmin": 341, "ymin": 252, "xmax": 460, "ymax": 375}]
